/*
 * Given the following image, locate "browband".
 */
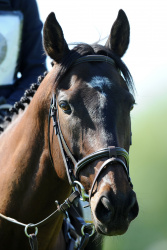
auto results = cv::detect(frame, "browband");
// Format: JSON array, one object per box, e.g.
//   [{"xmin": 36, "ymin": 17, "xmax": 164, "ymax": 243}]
[{"xmin": 73, "ymin": 55, "xmax": 115, "ymax": 67}]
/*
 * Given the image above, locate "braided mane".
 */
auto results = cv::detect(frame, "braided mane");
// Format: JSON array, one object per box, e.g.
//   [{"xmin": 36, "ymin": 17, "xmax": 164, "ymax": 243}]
[{"xmin": 0, "ymin": 72, "xmax": 48, "ymax": 134}]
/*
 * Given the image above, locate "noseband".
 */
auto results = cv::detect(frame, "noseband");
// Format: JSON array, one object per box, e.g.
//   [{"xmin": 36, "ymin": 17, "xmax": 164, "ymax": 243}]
[{"xmin": 49, "ymin": 55, "xmax": 133, "ymax": 203}]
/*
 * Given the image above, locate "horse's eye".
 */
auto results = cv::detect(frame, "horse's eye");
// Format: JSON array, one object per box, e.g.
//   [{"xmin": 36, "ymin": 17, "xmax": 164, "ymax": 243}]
[{"xmin": 59, "ymin": 101, "xmax": 71, "ymax": 114}]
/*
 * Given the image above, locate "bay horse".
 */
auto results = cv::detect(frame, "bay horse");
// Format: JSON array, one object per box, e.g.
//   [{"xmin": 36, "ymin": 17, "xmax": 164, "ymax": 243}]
[{"xmin": 0, "ymin": 9, "xmax": 139, "ymax": 250}]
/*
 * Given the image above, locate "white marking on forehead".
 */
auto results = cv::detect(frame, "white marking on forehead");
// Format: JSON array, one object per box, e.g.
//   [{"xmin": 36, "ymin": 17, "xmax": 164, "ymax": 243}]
[
  {"xmin": 85, "ymin": 76, "xmax": 113, "ymax": 148},
  {"xmin": 87, "ymin": 76, "xmax": 112, "ymax": 109},
  {"xmin": 88, "ymin": 76, "xmax": 112, "ymax": 94}
]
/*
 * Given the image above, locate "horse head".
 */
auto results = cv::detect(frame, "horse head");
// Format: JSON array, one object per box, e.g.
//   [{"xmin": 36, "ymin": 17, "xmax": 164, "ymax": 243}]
[{"xmin": 43, "ymin": 10, "xmax": 139, "ymax": 237}]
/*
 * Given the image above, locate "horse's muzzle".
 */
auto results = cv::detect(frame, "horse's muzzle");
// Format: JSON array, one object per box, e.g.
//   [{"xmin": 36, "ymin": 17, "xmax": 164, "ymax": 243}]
[{"xmin": 94, "ymin": 189, "xmax": 139, "ymax": 236}]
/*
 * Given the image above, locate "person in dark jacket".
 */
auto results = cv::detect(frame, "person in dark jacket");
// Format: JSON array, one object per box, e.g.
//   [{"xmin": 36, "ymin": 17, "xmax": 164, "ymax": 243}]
[{"xmin": 0, "ymin": 0, "xmax": 46, "ymax": 121}]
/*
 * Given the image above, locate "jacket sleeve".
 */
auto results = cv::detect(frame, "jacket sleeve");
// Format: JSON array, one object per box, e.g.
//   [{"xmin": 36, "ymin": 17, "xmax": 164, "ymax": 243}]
[{"xmin": 7, "ymin": 0, "xmax": 47, "ymax": 105}]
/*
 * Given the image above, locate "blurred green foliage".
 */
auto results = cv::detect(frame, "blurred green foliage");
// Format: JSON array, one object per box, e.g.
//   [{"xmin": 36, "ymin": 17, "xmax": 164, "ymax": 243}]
[{"xmin": 103, "ymin": 94, "xmax": 167, "ymax": 250}]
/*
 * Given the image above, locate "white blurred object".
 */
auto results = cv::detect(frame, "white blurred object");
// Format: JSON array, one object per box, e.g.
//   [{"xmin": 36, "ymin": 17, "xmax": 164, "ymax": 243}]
[{"xmin": 0, "ymin": 11, "xmax": 23, "ymax": 85}]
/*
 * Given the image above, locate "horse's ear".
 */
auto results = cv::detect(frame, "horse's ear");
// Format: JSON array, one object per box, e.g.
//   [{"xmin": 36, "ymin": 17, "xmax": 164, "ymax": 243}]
[
  {"xmin": 43, "ymin": 12, "xmax": 69, "ymax": 63},
  {"xmin": 105, "ymin": 9, "xmax": 130, "ymax": 57}
]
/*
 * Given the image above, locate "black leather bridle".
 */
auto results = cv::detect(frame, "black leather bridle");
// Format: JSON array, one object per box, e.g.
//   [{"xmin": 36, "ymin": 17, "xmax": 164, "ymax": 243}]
[
  {"xmin": 0, "ymin": 55, "xmax": 133, "ymax": 250},
  {"xmin": 48, "ymin": 55, "xmax": 133, "ymax": 204}
]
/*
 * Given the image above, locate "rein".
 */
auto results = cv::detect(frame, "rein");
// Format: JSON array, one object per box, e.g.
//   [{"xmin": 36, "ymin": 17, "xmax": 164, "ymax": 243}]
[{"xmin": 0, "ymin": 191, "xmax": 91, "ymax": 249}]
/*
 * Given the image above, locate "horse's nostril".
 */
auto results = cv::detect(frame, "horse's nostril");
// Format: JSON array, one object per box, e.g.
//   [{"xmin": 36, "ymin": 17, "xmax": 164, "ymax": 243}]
[
  {"xmin": 95, "ymin": 196, "xmax": 114, "ymax": 223},
  {"xmin": 94, "ymin": 191, "xmax": 139, "ymax": 227}
]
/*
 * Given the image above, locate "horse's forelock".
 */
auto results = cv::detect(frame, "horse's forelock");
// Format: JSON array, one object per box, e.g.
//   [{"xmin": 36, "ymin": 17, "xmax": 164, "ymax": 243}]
[{"xmin": 55, "ymin": 43, "xmax": 135, "ymax": 97}]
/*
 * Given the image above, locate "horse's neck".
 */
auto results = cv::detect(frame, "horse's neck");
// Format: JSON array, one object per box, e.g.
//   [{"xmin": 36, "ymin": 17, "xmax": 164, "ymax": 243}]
[
  {"xmin": 0, "ymin": 74, "xmax": 52, "ymax": 209},
  {"xmin": 0, "ymin": 70, "xmax": 71, "ymax": 249}
]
